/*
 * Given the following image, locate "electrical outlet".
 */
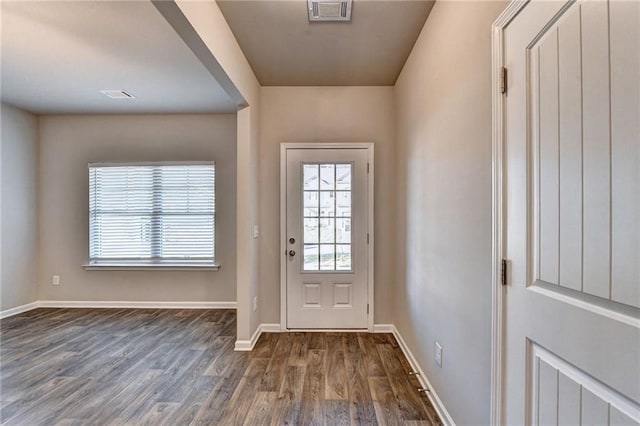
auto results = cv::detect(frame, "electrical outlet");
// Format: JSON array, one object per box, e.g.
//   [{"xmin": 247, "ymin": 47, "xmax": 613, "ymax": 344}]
[
  {"xmin": 435, "ymin": 342, "xmax": 443, "ymax": 367},
  {"xmin": 52, "ymin": 275, "xmax": 60, "ymax": 286},
  {"xmin": 253, "ymin": 296, "xmax": 258, "ymax": 312},
  {"xmin": 253, "ymin": 225, "xmax": 259, "ymax": 239}
]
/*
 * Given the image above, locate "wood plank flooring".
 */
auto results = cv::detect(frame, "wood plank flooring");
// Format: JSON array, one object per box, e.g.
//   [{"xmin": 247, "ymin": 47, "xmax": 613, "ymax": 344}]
[{"xmin": 0, "ymin": 309, "xmax": 441, "ymax": 425}]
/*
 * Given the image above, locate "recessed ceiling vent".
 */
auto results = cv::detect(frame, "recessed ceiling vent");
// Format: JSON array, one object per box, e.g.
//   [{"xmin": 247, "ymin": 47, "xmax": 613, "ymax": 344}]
[
  {"xmin": 308, "ymin": 0, "xmax": 352, "ymax": 22},
  {"xmin": 100, "ymin": 90, "xmax": 135, "ymax": 99}
]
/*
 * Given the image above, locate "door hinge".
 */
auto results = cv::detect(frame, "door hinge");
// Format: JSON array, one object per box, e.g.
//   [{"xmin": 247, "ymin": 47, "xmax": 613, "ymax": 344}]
[
  {"xmin": 367, "ymin": 233, "xmax": 370, "ymax": 244},
  {"xmin": 500, "ymin": 67, "xmax": 508, "ymax": 95},
  {"xmin": 501, "ymin": 259, "xmax": 507, "ymax": 286},
  {"xmin": 367, "ymin": 304, "xmax": 369, "ymax": 314},
  {"xmin": 367, "ymin": 162, "xmax": 370, "ymax": 174}
]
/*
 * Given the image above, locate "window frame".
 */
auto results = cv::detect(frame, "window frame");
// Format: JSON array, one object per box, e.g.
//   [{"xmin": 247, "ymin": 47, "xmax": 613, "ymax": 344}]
[{"xmin": 83, "ymin": 161, "xmax": 219, "ymax": 271}]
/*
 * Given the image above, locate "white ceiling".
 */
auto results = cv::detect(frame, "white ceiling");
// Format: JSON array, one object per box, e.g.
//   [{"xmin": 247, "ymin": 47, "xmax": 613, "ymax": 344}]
[
  {"xmin": 1, "ymin": 1, "xmax": 238, "ymax": 114},
  {"xmin": 216, "ymin": 0, "xmax": 435, "ymax": 86}
]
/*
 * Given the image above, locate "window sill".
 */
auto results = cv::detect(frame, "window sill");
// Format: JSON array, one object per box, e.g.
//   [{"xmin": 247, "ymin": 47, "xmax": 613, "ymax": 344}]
[{"xmin": 83, "ymin": 262, "xmax": 220, "ymax": 271}]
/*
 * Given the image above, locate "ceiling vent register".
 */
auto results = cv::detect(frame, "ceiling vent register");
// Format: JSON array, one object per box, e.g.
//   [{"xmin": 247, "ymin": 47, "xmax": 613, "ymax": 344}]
[{"xmin": 308, "ymin": 0, "xmax": 352, "ymax": 22}]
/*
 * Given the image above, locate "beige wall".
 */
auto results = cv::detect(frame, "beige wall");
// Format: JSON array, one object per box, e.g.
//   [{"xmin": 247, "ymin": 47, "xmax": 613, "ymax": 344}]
[
  {"xmin": 237, "ymin": 105, "xmax": 262, "ymax": 338},
  {"xmin": 176, "ymin": 0, "xmax": 262, "ymax": 340},
  {"xmin": 1, "ymin": 103, "xmax": 39, "ymax": 311},
  {"xmin": 394, "ymin": 1, "xmax": 506, "ymax": 424},
  {"xmin": 37, "ymin": 114, "xmax": 237, "ymax": 302},
  {"xmin": 258, "ymin": 86, "xmax": 396, "ymax": 324}
]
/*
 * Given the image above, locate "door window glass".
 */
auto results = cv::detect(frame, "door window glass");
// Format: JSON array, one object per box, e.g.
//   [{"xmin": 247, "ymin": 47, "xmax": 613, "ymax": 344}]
[{"xmin": 302, "ymin": 163, "xmax": 352, "ymax": 271}]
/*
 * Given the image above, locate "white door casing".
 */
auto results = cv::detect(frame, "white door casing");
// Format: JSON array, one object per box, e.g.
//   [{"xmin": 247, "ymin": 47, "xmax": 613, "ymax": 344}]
[
  {"xmin": 280, "ymin": 143, "xmax": 374, "ymax": 330},
  {"xmin": 493, "ymin": 1, "xmax": 640, "ymax": 425}
]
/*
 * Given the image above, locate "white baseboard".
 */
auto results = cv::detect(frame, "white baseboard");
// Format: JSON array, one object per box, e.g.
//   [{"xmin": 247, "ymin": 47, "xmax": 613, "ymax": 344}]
[
  {"xmin": 235, "ymin": 323, "xmax": 263, "ymax": 351},
  {"xmin": 0, "ymin": 300, "xmax": 237, "ymax": 319},
  {"xmin": 286, "ymin": 328, "xmax": 367, "ymax": 332},
  {"xmin": 234, "ymin": 323, "xmax": 283, "ymax": 351},
  {"xmin": 260, "ymin": 323, "xmax": 282, "ymax": 333},
  {"xmin": 390, "ymin": 324, "xmax": 455, "ymax": 426},
  {"xmin": 0, "ymin": 301, "xmax": 40, "ymax": 319},
  {"xmin": 37, "ymin": 300, "xmax": 237, "ymax": 309},
  {"xmin": 373, "ymin": 323, "xmax": 395, "ymax": 333}
]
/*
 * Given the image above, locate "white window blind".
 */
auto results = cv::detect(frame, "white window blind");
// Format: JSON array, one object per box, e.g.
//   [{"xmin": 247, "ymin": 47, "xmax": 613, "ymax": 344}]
[{"xmin": 88, "ymin": 163, "xmax": 215, "ymax": 266}]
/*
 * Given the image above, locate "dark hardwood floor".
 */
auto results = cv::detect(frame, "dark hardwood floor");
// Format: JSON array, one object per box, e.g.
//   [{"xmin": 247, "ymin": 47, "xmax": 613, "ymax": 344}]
[{"xmin": 0, "ymin": 308, "xmax": 441, "ymax": 425}]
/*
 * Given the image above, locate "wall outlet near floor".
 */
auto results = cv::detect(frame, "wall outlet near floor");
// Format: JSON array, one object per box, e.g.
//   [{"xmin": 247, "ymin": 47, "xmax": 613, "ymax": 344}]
[
  {"xmin": 253, "ymin": 225, "xmax": 259, "ymax": 239},
  {"xmin": 435, "ymin": 342, "xmax": 443, "ymax": 367},
  {"xmin": 253, "ymin": 296, "xmax": 258, "ymax": 312},
  {"xmin": 52, "ymin": 275, "xmax": 60, "ymax": 286}
]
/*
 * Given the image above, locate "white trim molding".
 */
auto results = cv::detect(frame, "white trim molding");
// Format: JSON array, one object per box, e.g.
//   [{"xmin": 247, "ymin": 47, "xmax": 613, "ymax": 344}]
[
  {"xmin": 83, "ymin": 263, "xmax": 220, "ymax": 271},
  {"xmin": 530, "ymin": 342, "xmax": 640, "ymax": 424},
  {"xmin": 279, "ymin": 142, "xmax": 375, "ymax": 332},
  {"xmin": 286, "ymin": 328, "xmax": 367, "ymax": 333},
  {"xmin": 235, "ymin": 323, "xmax": 263, "ymax": 351},
  {"xmin": 260, "ymin": 323, "xmax": 282, "ymax": 333},
  {"xmin": 372, "ymin": 324, "xmax": 395, "ymax": 333},
  {"xmin": 490, "ymin": 2, "xmax": 530, "ymax": 425},
  {"xmin": 0, "ymin": 301, "xmax": 40, "ymax": 319},
  {"xmin": 0, "ymin": 300, "xmax": 237, "ymax": 318},
  {"xmin": 37, "ymin": 300, "xmax": 237, "ymax": 309},
  {"xmin": 234, "ymin": 323, "xmax": 282, "ymax": 351}
]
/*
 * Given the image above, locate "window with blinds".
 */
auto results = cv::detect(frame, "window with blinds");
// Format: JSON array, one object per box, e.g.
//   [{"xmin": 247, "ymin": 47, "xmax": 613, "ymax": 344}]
[{"xmin": 88, "ymin": 162, "xmax": 215, "ymax": 266}]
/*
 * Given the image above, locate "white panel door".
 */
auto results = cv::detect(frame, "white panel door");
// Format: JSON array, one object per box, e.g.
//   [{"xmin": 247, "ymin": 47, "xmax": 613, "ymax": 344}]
[
  {"xmin": 285, "ymin": 148, "xmax": 369, "ymax": 329},
  {"xmin": 502, "ymin": 1, "xmax": 640, "ymax": 424}
]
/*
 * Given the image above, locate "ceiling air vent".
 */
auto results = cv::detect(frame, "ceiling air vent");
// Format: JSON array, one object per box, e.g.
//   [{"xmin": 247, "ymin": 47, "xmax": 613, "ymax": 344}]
[
  {"xmin": 100, "ymin": 90, "xmax": 135, "ymax": 99},
  {"xmin": 308, "ymin": 0, "xmax": 352, "ymax": 22}
]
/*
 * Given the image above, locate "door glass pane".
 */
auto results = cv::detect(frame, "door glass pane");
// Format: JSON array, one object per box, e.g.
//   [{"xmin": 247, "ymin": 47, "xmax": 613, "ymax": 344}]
[
  {"xmin": 304, "ymin": 244, "xmax": 319, "ymax": 270},
  {"xmin": 320, "ymin": 244, "xmax": 335, "ymax": 270},
  {"xmin": 336, "ymin": 218, "xmax": 351, "ymax": 243},
  {"xmin": 304, "ymin": 218, "xmax": 319, "ymax": 244},
  {"xmin": 320, "ymin": 192, "xmax": 335, "ymax": 217},
  {"xmin": 336, "ymin": 191, "xmax": 351, "ymax": 217},
  {"xmin": 336, "ymin": 245, "xmax": 351, "ymax": 270},
  {"xmin": 320, "ymin": 218, "xmax": 335, "ymax": 243},
  {"xmin": 336, "ymin": 164, "xmax": 351, "ymax": 190},
  {"xmin": 320, "ymin": 164, "xmax": 335, "ymax": 190},
  {"xmin": 303, "ymin": 164, "xmax": 319, "ymax": 190},
  {"xmin": 303, "ymin": 191, "xmax": 319, "ymax": 217},
  {"xmin": 301, "ymin": 162, "xmax": 353, "ymax": 272}
]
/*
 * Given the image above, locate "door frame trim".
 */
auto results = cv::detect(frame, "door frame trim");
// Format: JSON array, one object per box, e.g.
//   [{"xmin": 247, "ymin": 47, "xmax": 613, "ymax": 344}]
[
  {"xmin": 491, "ymin": 2, "xmax": 529, "ymax": 425},
  {"xmin": 279, "ymin": 142, "xmax": 375, "ymax": 332}
]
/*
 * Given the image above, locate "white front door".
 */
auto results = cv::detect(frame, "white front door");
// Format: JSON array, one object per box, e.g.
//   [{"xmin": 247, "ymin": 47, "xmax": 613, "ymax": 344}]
[
  {"xmin": 284, "ymin": 146, "xmax": 370, "ymax": 329},
  {"xmin": 502, "ymin": 1, "xmax": 639, "ymax": 424}
]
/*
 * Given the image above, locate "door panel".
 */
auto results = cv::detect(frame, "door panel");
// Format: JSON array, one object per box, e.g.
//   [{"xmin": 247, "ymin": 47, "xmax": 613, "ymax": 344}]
[
  {"xmin": 558, "ymin": 5, "xmax": 583, "ymax": 292},
  {"xmin": 581, "ymin": 0, "xmax": 612, "ymax": 299},
  {"xmin": 531, "ymin": 343, "xmax": 639, "ymax": 426},
  {"xmin": 538, "ymin": 25, "xmax": 560, "ymax": 285},
  {"xmin": 610, "ymin": 0, "xmax": 640, "ymax": 306},
  {"xmin": 527, "ymin": 0, "xmax": 640, "ymax": 307},
  {"xmin": 503, "ymin": 0, "xmax": 640, "ymax": 424},
  {"xmin": 285, "ymin": 148, "xmax": 369, "ymax": 329}
]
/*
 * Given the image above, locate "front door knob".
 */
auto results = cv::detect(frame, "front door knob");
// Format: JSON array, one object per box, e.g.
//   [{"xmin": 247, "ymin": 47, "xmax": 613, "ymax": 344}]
[{"xmin": 288, "ymin": 250, "xmax": 296, "ymax": 257}]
